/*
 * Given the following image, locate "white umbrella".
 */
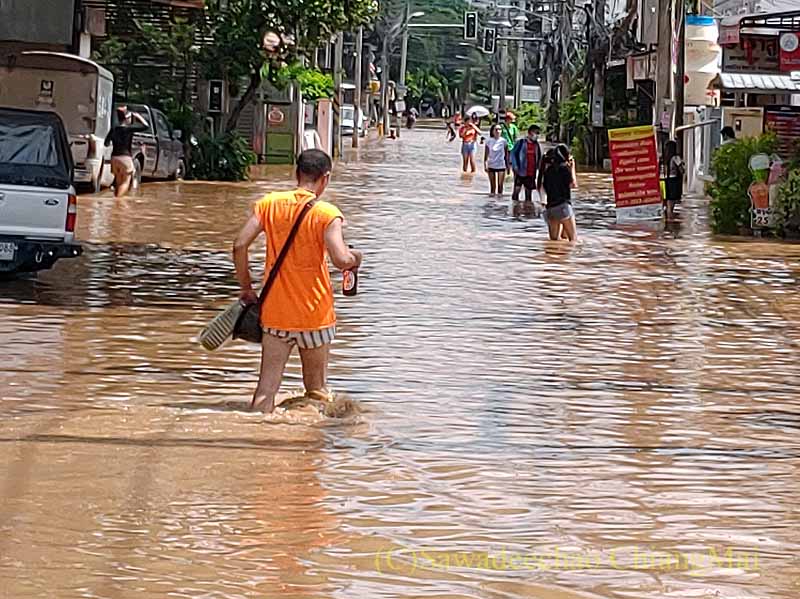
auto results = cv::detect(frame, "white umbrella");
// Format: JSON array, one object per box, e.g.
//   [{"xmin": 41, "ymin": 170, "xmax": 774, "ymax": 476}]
[{"xmin": 466, "ymin": 105, "xmax": 489, "ymax": 118}]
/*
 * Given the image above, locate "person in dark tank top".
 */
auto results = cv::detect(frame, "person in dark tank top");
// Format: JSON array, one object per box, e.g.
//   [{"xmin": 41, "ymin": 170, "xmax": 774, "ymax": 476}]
[{"xmin": 541, "ymin": 144, "xmax": 578, "ymax": 242}]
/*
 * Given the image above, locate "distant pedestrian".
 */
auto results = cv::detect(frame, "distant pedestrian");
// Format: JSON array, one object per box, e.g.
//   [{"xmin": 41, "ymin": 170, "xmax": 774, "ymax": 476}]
[
  {"xmin": 459, "ymin": 113, "xmax": 482, "ymax": 173},
  {"xmin": 484, "ymin": 125, "xmax": 507, "ymax": 195},
  {"xmin": 721, "ymin": 126, "xmax": 737, "ymax": 145},
  {"xmin": 661, "ymin": 140, "xmax": 685, "ymax": 222},
  {"xmin": 500, "ymin": 111, "xmax": 519, "ymax": 175},
  {"xmin": 510, "ymin": 124, "xmax": 544, "ymax": 203},
  {"xmin": 232, "ymin": 149, "xmax": 362, "ymax": 414},
  {"xmin": 541, "ymin": 144, "xmax": 578, "ymax": 242},
  {"xmin": 105, "ymin": 106, "xmax": 149, "ymax": 198}
]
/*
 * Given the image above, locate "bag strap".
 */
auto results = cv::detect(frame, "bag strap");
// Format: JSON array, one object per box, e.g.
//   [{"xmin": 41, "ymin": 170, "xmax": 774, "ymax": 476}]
[{"xmin": 256, "ymin": 200, "xmax": 314, "ymax": 307}]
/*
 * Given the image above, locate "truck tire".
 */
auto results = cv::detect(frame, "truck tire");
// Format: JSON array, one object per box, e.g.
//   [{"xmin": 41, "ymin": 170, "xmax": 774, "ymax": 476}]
[
  {"xmin": 92, "ymin": 159, "xmax": 105, "ymax": 194},
  {"xmin": 170, "ymin": 158, "xmax": 186, "ymax": 181},
  {"xmin": 132, "ymin": 156, "xmax": 143, "ymax": 190}
]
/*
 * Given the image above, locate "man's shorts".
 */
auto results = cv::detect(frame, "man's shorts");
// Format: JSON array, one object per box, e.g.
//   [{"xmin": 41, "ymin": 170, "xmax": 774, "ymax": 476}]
[
  {"xmin": 111, "ymin": 155, "xmax": 135, "ymax": 177},
  {"xmin": 263, "ymin": 325, "xmax": 335, "ymax": 349},
  {"xmin": 513, "ymin": 175, "xmax": 537, "ymax": 189}
]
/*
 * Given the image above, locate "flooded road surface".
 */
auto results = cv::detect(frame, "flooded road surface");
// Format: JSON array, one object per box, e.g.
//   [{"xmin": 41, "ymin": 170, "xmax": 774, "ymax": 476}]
[{"xmin": 2, "ymin": 130, "xmax": 800, "ymax": 599}]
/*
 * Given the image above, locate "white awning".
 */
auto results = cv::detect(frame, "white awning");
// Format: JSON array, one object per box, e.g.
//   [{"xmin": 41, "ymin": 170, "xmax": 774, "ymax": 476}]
[{"xmin": 719, "ymin": 72, "xmax": 800, "ymax": 92}]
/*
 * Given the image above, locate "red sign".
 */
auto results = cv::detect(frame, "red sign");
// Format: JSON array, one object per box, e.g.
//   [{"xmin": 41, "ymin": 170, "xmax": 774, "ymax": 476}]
[
  {"xmin": 608, "ymin": 126, "xmax": 662, "ymax": 210},
  {"xmin": 779, "ymin": 33, "xmax": 800, "ymax": 72},
  {"xmin": 764, "ymin": 105, "xmax": 800, "ymax": 158}
]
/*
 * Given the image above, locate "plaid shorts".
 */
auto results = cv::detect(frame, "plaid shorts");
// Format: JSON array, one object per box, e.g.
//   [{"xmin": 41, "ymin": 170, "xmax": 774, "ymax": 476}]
[{"xmin": 263, "ymin": 325, "xmax": 335, "ymax": 349}]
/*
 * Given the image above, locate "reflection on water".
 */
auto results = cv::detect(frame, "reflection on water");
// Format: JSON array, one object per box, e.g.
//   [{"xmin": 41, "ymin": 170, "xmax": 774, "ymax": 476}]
[{"xmin": 1, "ymin": 131, "xmax": 800, "ymax": 598}]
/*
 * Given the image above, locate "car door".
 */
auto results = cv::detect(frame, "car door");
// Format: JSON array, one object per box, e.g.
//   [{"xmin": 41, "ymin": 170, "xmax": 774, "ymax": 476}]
[{"xmin": 153, "ymin": 111, "xmax": 175, "ymax": 178}]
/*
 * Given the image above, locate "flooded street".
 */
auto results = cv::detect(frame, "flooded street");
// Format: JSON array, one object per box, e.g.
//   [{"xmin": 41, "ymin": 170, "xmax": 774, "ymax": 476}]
[{"xmin": 2, "ymin": 129, "xmax": 800, "ymax": 598}]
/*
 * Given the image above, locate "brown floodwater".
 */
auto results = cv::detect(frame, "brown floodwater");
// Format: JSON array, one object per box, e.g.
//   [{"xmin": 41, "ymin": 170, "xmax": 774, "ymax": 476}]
[{"xmin": 2, "ymin": 130, "xmax": 800, "ymax": 599}]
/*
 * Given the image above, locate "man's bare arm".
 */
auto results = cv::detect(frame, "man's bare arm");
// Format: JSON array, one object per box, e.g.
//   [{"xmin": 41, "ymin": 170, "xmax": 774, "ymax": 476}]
[
  {"xmin": 324, "ymin": 218, "xmax": 361, "ymax": 271},
  {"xmin": 233, "ymin": 214, "xmax": 263, "ymax": 301}
]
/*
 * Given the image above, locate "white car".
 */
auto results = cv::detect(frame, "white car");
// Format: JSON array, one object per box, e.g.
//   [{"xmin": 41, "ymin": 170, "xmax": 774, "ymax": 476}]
[
  {"xmin": 0, "ymin": 108, "xmax": 82, "ymax": 276},
  {"xmin": 341, "ymin": 104, "xmax": 366, "ymax": 137}
]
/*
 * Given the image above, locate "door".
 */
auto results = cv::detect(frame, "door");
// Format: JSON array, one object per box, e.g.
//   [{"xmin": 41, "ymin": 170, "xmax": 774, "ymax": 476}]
[
  {"xmin": 153, "ymin": 110, "xmax": 175, "ymax": 177},
  {"xmin": 0, "ymin": 185, "xmax": 69, "ymax": 240},
  {"xmin": 127, "ymin": 106, "xmax": 157, "ymax": 175}
]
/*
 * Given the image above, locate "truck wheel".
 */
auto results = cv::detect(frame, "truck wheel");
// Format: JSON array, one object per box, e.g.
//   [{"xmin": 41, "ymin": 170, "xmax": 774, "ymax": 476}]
[
  {"xmin": 171, "ymin": 159, "xmax": 186, "ymax": 181},
  {"xmin": 132, "ymin": 157, "xmax": 143, "ymax": 190},
  {"xmin": 92, "ymin": 159, "xmax": 105, "ymax": 194}
]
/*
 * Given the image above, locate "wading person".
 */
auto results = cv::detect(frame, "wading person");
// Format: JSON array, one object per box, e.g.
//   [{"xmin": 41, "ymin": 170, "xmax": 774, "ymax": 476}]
[
  {"xmin": 500, "ymin": 111, "xmax": 519, "ymax": 174},
  {"xmin": 458, "ymin": 113, "xmax": 482, "ymax": 173},
  {"xmin": 104, "ymin": 106, "xmax": 148, "ymax": 198},
  {"xmin": 542, "ymin": 144, "xmax": 578, "ymax": 242},
  {"xmin": 510, "ymin": 124, "xmax": 544, "ymax": 203},
  {"xmin": 661, "ymin": 140, "xmax": 685, "ymax": 222},
  {"xmin": 232, "ymin": 150, "xmax": 362, "ymax": 414},
  {"xmin": 484, "ymin": 125, "xmax": 507, "ymax": 195}
]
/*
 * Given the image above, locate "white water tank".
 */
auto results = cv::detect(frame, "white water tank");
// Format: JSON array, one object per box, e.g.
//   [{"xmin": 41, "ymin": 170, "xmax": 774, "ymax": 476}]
[{"xmin": 685, "ymin": 15, "xmax": 721, "ymax": 106}]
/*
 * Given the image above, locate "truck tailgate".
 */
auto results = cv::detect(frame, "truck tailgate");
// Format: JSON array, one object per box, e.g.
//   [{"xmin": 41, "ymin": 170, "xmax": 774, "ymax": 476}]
[{"xmin": 0, "ymin": 185, "xmax": 69, "ymax": 240}]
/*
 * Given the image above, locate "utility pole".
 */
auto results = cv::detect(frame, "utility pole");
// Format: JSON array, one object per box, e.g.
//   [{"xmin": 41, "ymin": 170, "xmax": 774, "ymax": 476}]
[
  {"xmin": 499, "ymin": 39, "xmax": 508, "ymax": 111},
  {"xmin": 655, "ymin": 0, "xmax": 674, "ymax": 145},
  {"xmin": 397, "ymin": 1, "xmax": 410, "ymax": 139},
  {"xmin": 353, "ymin": 26, "xmax": 363, "ymax": 148},
  {"xmin": 333, "ymin": 32, "xmax": 344, "ymax": 158},
  {"xmin": 381, "ymin": 36, "xmax": 390, "ymax": 136},
  {"xmin": 514, "ymin": 38, "xmax": 524, "ymax": 108}
]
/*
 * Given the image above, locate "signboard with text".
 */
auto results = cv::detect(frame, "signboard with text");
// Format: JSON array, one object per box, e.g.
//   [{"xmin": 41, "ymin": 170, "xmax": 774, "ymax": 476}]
[
  {"xmin": 722, "ymin": 35, "xmax": 780, "ymax": 74},
  {"xmin": 779, "ymin": 33, "xmax": 800, "ymax": 72},
  {"xmin": 608, "ymin": 126, "xmax": 663, "ymax": 222},
  {"xmin": 764, "ymin": 105, "xmax": 800, "ymax": 158}
]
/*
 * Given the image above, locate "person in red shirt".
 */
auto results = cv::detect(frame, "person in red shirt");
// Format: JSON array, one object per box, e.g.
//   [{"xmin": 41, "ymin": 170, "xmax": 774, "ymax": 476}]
[{"xmin": 509, "ymin": 124, "xmax": 543, "ymax": 203}]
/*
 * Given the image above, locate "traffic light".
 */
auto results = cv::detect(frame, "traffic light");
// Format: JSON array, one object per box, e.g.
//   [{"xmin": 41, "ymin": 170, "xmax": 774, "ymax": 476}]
[
  {"xmin": 483, "ymin": 28, "xmax": 496, "ymax": 53},
  {"xmin": 464, "ymin": 11, "xmax": 478, "ymax": 41}
]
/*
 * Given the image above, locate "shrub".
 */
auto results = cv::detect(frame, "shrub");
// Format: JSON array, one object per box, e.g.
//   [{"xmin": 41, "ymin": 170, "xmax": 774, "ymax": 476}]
[
  {"xmin": 189, "ymin": 133, "xmax": 256, "ymax": 182},
  {"xmin": 707, "ymin": 133, "xmax": 778, "ymax": 235},
  {"xmin": 515, "ymin": 102, "xmax": 546, "ymax": 133},
  {"xmin": 774, "ymin": 168, "xmax": 800, "ymax": 237}
]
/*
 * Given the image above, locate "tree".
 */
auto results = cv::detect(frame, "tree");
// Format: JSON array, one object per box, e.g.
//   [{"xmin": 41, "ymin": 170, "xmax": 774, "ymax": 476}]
[{"xmin": 200, "ymin": 0, "xmax": 377, "ymax": 132}]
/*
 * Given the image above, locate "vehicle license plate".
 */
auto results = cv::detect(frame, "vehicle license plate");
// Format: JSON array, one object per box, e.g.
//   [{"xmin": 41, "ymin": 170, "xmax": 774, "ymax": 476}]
[{"xmin": 0, "ymin": 242, "xmax": 17, "ymax": 261}]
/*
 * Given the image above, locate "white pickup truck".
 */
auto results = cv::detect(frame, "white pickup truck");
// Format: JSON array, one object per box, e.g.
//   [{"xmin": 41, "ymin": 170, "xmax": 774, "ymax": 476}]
[{"xmin": 0, "ymin": 108, "xmax": 82, "ymax": 276}]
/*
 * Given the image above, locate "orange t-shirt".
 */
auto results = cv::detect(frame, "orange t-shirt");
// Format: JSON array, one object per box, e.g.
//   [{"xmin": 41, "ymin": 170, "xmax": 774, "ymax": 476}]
[{"xmin": 253, "ymin": 189, "xmax": 344, "ymax": 331}]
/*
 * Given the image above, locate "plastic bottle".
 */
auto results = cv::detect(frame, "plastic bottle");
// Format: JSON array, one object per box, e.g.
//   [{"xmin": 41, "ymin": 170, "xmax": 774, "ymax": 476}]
[{"xmin": 343, "ymin": 245, "xmax": 358, "ymax": 296}]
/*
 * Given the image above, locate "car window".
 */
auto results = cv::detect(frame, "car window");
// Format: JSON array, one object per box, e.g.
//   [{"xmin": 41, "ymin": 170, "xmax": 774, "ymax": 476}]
[
  {"xmin": 154, "ymin": 112, "xmax": 172, "ymax": 138},
  {"xmin": 0, "ymin": 122, "xmax": 58, "ymax": 166}
]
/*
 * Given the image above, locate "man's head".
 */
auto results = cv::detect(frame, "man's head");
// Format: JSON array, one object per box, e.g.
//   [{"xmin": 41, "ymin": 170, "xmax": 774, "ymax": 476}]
[
  {"xmin": 505, "ymin": 112, "xmax": 516, "ymax": 123},
  {"xmin": 721, "ymin": 126, "xmax": 736, "ymax": 141},
  {"xmin": 296, "ymin": 149, "xmax": 332, "ymax": 196},
  {"xmin": 527, "ymin": 124, "xmax": 541, "ymax": 140}
]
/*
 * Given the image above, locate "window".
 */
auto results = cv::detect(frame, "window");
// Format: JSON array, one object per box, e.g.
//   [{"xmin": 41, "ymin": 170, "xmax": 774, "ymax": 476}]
[{"xmin": 155, "ymin": 112, "xmax": 172, "ymax": 138}]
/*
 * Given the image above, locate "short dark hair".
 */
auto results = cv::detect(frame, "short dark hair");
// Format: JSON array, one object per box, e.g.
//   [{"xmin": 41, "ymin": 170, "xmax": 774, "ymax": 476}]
[
  {"xmin": 297, "ymin": 149, "xmax": 332, "ymax": 181},
  {"xmin": 721, "ymin": 126, "xmax": 736, "ymax": 139},
  {"xmin": 528, "ymin": 124, "xmax": 541, "ymax": 133}
]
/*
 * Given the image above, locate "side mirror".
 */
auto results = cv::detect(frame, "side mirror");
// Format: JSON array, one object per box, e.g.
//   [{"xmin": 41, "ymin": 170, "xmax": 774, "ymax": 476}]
[{"xmin": 173, "ymin": 129, "xmax": 182, "ymax": 140}]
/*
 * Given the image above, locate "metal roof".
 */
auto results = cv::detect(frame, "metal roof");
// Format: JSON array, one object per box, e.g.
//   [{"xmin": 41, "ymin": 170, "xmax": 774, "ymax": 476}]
[{"xmin": 719, "ymin": 72, "xmax": 800, "ymax": 92}]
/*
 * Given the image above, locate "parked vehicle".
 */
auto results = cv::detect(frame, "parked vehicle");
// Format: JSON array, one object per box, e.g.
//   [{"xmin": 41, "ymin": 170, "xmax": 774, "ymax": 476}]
[
  {"xmin": 0, "ymin": 108, "xmax": 82, "ymax": 276},
  {"xmin": 0, "ymin": 51, "xmax": 114, "ymax": 193},
  {"xmin": 117, "ymin": 104, "xmax": 185, "ymax": 185},
  {"xmin": 341, "ymin": 104, "xmax": 366, "ymax": 137}
]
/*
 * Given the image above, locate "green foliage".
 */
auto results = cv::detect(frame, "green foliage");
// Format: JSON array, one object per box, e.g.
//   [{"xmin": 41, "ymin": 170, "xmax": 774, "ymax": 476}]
[
  {"xmin": 200, "ymin": 0, "xmax": 376, "ymax": 83},
  {"xmin": 271, "ymin": 63, "xmax": 334, "ymax": 101},
  {"xmin": 406, "ymin": 68, "xmax": 445, "ymax": 104},
  {"xmin": 707, "ymin": 134, "xmax": 778, "ymax": 235},
  {"xmin": 93, "ymin": 19, "xmax": 198, "ymax": 109},
  {"xmin": 189, "ymin": 133, "xmax": 257, "ymax": 182},
  {"xmin": 560, "ymin": 84, "xmax": 589, "ymax": 163},
  {"xmin": 515, "ymin": 102, "xmax": 546, "ymax": 132},
  {"xmin": 773, "ymin": 168, "xmax": 800, "ymax": 236}
]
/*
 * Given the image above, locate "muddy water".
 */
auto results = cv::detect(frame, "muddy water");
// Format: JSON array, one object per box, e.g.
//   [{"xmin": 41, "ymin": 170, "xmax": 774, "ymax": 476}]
[{"xmin": 2, "ymin": 130, "xmax": 800, "ymax": 598}]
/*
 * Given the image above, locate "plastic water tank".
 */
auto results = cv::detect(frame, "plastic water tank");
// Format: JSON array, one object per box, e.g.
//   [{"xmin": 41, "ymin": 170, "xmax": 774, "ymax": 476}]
[{"xmin": 685, "ymin": 15, "xmax": 721, "ymax": 106}]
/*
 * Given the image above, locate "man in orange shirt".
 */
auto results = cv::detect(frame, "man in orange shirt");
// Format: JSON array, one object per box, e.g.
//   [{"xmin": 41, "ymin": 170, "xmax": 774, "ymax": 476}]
[{"xmin": 233, "ymin": 150, "xmax": 362, "ymax": 413}]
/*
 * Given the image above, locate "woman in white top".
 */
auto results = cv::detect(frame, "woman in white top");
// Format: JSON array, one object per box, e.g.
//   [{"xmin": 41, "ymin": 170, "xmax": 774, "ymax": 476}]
[{"xmin": 484, "ymin": 124, "xmax": 508, "ymax": 195}]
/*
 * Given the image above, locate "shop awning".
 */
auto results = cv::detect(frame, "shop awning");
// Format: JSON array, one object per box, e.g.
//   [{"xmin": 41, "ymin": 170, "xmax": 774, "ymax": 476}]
[{"xmin": 718, "ymin": 72, "xmax": 800, "ymax": 92}]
